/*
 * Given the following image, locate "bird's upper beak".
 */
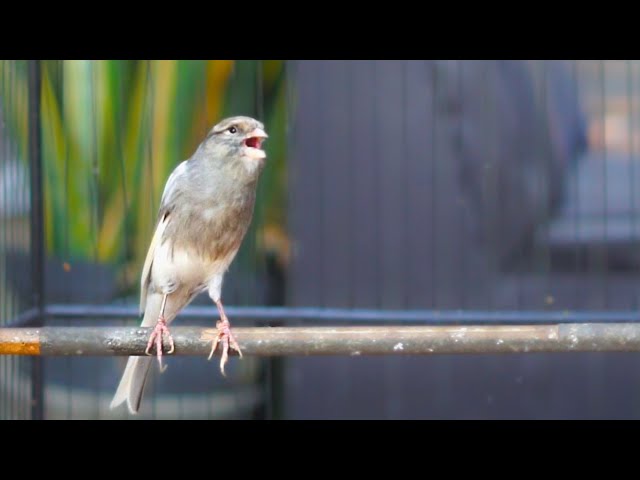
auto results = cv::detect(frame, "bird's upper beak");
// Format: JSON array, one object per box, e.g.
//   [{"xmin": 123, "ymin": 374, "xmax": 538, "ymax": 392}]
[{"xmin": 249, "ymin": 128, "xmax": 268, "ymax": 140}]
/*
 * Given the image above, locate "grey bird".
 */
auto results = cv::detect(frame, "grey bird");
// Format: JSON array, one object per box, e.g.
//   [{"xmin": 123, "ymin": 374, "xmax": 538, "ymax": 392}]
[{"xmin": 110, "ymin": 116, "xmax": 268, "ymax": 414}]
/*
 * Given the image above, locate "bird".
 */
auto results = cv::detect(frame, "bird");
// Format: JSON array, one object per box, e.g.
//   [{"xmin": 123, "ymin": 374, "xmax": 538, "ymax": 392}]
[{"xmin": 110, "ymin": 115, "xmax": 268, "ymax": 414}]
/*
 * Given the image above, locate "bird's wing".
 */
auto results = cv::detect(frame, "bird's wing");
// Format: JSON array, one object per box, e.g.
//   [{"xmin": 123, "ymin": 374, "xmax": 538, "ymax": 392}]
[
  {"xmin": 139, "ymin": 160, "xmax": 188, "ymax": 315},
  {"xmin": 139, "ymin": 212, "xmax": 168, "ymax": 315},
  {"xmin": 159, "ymin": 160, "xmax": 188, "ymax": 210}
]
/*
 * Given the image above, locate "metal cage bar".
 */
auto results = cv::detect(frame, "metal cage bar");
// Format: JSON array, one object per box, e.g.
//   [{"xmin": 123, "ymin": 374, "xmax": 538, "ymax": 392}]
[
  {"xmin": 28, "ymin": 60, "xmax": 44, "ymax": 420},
  {"xmin": 3, "ymin": 324, "xmax": 640, "ymax": 356},
  {"xmin": 37, "ymin": 304, "xmax": 640, "ymax": 324}
]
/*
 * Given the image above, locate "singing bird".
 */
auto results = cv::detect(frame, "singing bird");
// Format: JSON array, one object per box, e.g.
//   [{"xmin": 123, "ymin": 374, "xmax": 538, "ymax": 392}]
[{"xmin": 110, "ymin": 116, "xmax": 268, "ymax": 414}]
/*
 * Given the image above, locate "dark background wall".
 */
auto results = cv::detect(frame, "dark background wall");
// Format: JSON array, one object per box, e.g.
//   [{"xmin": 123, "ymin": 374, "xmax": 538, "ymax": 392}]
[{"xmin": 284, "ymin": 60, "xmax": 640, "ymax": 419}]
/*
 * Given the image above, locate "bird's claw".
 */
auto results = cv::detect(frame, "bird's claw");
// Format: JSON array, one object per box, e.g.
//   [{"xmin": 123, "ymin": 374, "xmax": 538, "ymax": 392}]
[
  {"xmin": 208, "ymin": 319, "xmax": 242, "ymax": 376},
  {"xmin": 144, "ymin": 317, "xmax": 175, "ymax": 372}
]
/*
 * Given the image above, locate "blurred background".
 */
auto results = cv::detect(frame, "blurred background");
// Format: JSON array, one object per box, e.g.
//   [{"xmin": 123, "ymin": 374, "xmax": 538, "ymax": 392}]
[{"xmin": 2, "ymin": 60, "xmax": 640, "ymax": 419}]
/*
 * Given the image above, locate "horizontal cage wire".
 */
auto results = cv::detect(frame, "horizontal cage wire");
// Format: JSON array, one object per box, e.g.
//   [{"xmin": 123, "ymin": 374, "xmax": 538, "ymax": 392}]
[{"xmin": 1, "ymin": 60, "xmax": 640, "ymax": 419}]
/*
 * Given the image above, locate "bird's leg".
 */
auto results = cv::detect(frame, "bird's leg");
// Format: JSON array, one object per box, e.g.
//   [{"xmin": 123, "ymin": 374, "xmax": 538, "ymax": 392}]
[
  {"xmin": 208, "ymin": 299, "xmax": 243, "ymax": 376},
  {"xmin": 144, "ymin": 294, "xmax": 175, "ymax": 372}
]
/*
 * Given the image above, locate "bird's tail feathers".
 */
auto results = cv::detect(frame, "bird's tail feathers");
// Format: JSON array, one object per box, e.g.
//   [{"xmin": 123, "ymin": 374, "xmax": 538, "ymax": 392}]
[
  {"xmin": 109, "ymin": 355, "xmax": 153, "ymax": 414},
  {"xmin": 110, "ymin": 294, "xmax": 164, "ymax": 414}
]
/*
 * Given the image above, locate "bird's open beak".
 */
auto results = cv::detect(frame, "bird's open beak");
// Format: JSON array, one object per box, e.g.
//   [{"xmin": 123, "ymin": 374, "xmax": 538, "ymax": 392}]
[{"xmin": 244, "ymin": 128, "xmax": 269, "ymax": 159}]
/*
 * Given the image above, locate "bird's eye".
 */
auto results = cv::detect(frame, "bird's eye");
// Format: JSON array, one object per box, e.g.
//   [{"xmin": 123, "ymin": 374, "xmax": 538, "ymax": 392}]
[{"xmin": 228, "ymin": 126, "xmax": 237, "ymax": 134}]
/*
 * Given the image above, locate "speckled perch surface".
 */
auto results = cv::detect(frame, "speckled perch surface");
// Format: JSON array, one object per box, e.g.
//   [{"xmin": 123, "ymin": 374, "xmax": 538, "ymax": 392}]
[{"xmin": 2, "ymin": 324, "xmax": 640, "ymax": 356}]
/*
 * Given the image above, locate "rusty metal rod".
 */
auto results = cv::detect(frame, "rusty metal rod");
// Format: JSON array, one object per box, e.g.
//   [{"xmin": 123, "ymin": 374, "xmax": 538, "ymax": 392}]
[{"xmin": 3, "ymin": 324, "xmax": 640, "ymax": 356}]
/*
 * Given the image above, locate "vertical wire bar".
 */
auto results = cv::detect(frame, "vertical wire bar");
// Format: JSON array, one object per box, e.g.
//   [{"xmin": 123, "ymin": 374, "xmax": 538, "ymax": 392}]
[
  {"xmin": 90, "ymin": 61, "xmax": 100, "ymax": 265},
  {"xmin": 477, "ymin": 62, "xmax": 488, "ymax": 308},
  {"xmin": 0, "ymin": 61, "xmax": 8, "ymax": 419},
  {"xmin": 515, "ymin": 61, "xmax": 525, "ymax": 310},
  {"xmin": 89, "ymin": 60, "xmax": 101, "ymax": 419},
  {"xmin": 625, "ymin": 60, "xmax": 640, "ymax": 415},
  {"xmin": 62, "ymin": 61, "xmax": 70, "ymax": 267},
  {"xmin": 115, "ymin": 61, "xmax": 131, "ymax": 419},
  {"xmin": 430, "ymin": 61, "xmax": 437, "ymax": 309},
  {"xmin": 432, "ymin": 60, "xmax": 443, "ymax": 314},
  {"xmin": 586, "ymin": 61, "xmax": 607, "ymax": 416},
  {"xmin": 200, "ymin": 60, "xmax": 213, "ymax": 418},
  {"xmin": 6, "ymin": 63, "xmax": 14, "ymax": 419},
  {"xmin": 571, "ymin": 61, "xmax": 581, "ymax": 307},
  {"xmin": 395, "ymin": 60, "xmax": 409, "ymax": 417},
  {"xmin": 60, "ymin": 61, "xmax": 74, "ymax": 420},
  {"xmin": 254, "ymin": 61, "xmax": 269, "ymax": 419},
  {"xmin": 285, "ymin": 60, "xmax": 295, "ymax": 310},
  {"xmin": 0, "ymin": 61, "xmax": 4, "ymax": 327},
  {"xmin": 208, "ymin": 61, "xmax": 225, "ymax": 421},
  {"xmin": 534, "ymin": 53, "xmax": 557, "ymax": 409},
  {"xmin": 17, "ymin": 61, "xmax": 25, "ymax": 419},
  {"xmin": 540, "ymin": 61, "xmax": 552, "ymax": 309},
  {"xmin": 28, "ymin": 59, "xmax": 45, "ymax": 420},
  {"xmin": 348, "ymin": 61, "xmax": 356, "ymax": 309},
  {"xmin": 317, "ymin": 63, "xmax": 326, "ymax": 308},
  {"xmin": 600, "ymin": 61, "xmax": 609, "ymax": 309},
  {"xmin": 257, "ymin": 60, "xmax": 276, "ymax": 420},
  {"xmin": 1, "ymin": 62, "xmax": 6, "ymax": 420},
  {"xmin": 12, "ymin": 64, "xmax": 20, "ymax": 419},
  {"xmin": 531, "ymin": 62, "xmax": 544, "ymax": 304},
  {"xmin": 380, "ymin": 61, "xmax": 391, "ymax": 419},
  {"xmin": 283, "ymin": 60, "xmax": 296, "ymax": 419},
  {"xmin": 370, "ymin": 60, "xmax": 386, "ymax": 417},
  {"xmin": 493, "ymin": 62, "xmax": 501, "ymax": 309},
  {"xmin": 372, "ymin": 61, "xmax": 381, "ymax": 310},
  {"xmin": 628, "ymin": 61, "xmax": 638, "ymax": 310},
  {"xmin": 11, "ymin": 61, "xmax": 19, "ymax": 419},
  {"xmin": 21, "ymin": 62, "xmax": 31, "ymax": 419},
  {"xmin": 2, "ymin": 63, "xmax": 10, "ymax": 326},
  {"xmin": 146, "ymin": 60, "xmax": 158, "ymax": 420},
  {"xmin": 10, "ymin": 63, "xmax": 18, "ymax": 315},
  {"xmin": 457, "ymin": 61, "xmax": 470, "ymax": 310},
  {"xmin": 88, "ymin": 62, "xmax": 99, "ymax": 264},
  {"xmin": 116, "ymin": 63, "xmax": 131, "ymax": 295},
  {"xmin": 347, "ymin": 60, "xmax": 358, "ymax": 419},
  {"xmin": 402, "ymin": 60, "xmax": 410, "ymax": 309},
  {"xmin": 0, "ymin": 60, "xmax": 5, "ymax": 420}
]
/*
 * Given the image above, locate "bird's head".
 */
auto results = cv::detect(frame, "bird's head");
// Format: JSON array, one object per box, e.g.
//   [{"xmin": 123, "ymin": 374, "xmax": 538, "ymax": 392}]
[{"xmin": 203, "ymin": 116, "xmax": 269, "ymax": 163}]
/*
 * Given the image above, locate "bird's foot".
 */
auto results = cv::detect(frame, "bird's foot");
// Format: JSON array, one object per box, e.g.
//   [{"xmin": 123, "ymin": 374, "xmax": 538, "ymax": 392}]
[
  {"xmin": 207, "ymin": 318, "xmax": 243, "ymax": 376},
  {"xmin": 144, "ymin": 316, "xmax": 175, "ymax": 372}
]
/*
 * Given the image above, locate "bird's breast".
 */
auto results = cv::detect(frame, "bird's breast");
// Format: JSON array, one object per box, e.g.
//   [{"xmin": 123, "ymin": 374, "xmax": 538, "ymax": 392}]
[
  {"xmin": 158, "ymin": 194, "xmax": 254, "ymax": 279},
  {"xmin": 152, "ymin": 239, "xmax": 238, "ymax": 293}
]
